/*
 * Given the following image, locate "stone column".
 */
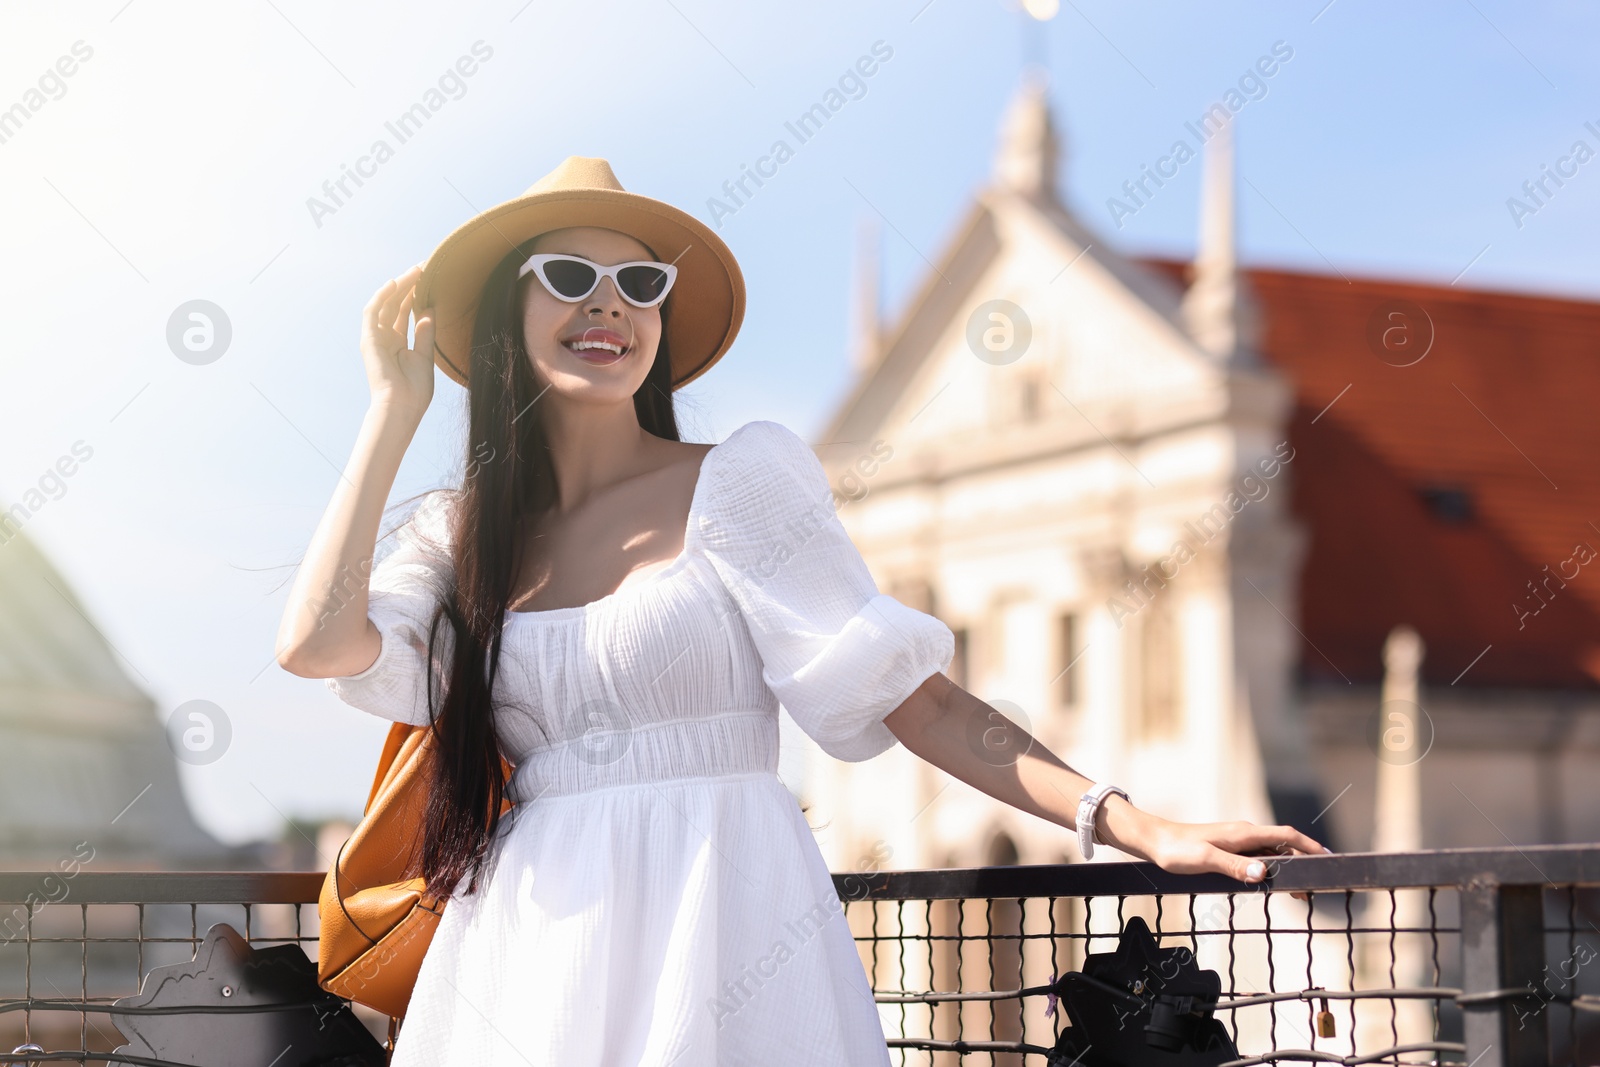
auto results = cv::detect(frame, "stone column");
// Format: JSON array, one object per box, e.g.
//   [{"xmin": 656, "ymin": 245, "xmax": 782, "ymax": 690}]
[
  {"xmin": 1373, "ymin": 626, "xmax": 1424, "ymax": 853},
  {"xmin": 1362, "ymin": 625, "xmax": 1433, "ymax": 1054}
]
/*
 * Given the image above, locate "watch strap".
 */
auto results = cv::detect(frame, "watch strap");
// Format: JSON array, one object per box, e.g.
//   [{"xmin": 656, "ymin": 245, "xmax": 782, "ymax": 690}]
[{"xmin": 1075, "ymin": 783, "xmax": 1129, "ymax": 860}]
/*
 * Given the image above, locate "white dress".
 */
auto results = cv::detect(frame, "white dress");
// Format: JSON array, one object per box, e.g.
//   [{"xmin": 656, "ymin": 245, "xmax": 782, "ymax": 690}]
[{"xmin": 324, "ymin": 419, "xmax": 954, "ymax": 1066}]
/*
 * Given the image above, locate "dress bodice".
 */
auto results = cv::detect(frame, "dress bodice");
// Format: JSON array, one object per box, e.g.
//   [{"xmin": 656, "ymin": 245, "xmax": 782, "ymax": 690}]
[{"xmin": 324, "ymin": 420, "xmax": 955, "ymax": 801}]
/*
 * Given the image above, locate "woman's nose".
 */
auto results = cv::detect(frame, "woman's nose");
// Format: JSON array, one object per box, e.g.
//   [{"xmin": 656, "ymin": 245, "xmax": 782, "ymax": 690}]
[{"xmin": 585, "ymin": 276, "xmax": 625, "ymax": 316}]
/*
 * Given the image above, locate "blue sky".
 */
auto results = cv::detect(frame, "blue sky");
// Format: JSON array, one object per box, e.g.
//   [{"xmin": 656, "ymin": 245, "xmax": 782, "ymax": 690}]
[{"xmin": 1, "ymin": 0, "xmax": 1595, "ymax": 845}]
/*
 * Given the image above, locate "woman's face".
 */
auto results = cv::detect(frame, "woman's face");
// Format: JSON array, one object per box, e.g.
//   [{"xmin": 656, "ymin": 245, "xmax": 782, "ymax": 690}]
[{"xmin": 519, "ymin": 226, "xmax": 664, "ymax": 405}]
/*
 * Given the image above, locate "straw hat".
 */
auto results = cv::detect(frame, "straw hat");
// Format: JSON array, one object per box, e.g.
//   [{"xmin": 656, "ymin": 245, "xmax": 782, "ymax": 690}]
[{"xmin": 415, "ymin": 156, "xmax": 745, "ymax": 390}]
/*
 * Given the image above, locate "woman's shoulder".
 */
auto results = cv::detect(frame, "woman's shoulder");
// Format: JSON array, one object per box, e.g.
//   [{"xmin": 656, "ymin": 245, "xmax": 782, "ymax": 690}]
[
  {"xmin": 408, "ymin": 486, "xmax": 460, "ymax": 532},
  {"xmin": 712, "ymin": 419, "xmax": 815, "ymax": 469},
  {"xmin": 698, "ymin": 420, "xmax": 834, "ymax": 525},
  {"xmin": 379, "ymin": 488, "xmax": 460, "ymax": 566}
]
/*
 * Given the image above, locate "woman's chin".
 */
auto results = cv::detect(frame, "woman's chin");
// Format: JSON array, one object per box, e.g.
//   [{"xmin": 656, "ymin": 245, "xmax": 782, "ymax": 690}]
[{"xmin": 531, "ymin": 362, "xmax": 648, "ymax": 403}]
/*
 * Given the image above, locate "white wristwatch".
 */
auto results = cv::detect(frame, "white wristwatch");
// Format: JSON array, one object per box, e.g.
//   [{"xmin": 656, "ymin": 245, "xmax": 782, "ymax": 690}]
[{"xmin": 1076, "ymin": 783, "xmax": 1129, "ymax": 860}]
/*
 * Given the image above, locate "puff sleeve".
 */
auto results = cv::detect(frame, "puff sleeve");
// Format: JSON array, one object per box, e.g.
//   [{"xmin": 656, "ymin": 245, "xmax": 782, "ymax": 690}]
[
  {"xmin": 697, "ymin": 421, "xmax": 954, "ymax": 762},
  {"xmin": 322, "ymin": 489, "xmax": 458, "ymax": 725}
]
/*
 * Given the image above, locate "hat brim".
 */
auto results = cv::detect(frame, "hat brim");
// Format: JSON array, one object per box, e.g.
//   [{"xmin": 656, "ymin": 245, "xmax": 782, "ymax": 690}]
[{"xmin": 415, "ymin": 188, "xmax": 744, "ymax": 391}]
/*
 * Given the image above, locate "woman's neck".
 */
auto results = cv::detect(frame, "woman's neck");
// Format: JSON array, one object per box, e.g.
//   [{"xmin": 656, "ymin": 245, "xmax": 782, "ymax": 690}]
[{"xmin": 538, "ymin": 398, "xmax": 657, "ymax": 514}]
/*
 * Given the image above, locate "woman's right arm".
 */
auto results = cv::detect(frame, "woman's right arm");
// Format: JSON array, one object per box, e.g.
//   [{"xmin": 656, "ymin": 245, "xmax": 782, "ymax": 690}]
[{"xmin": 275, "ymin": 265, "xmax": 436, "ymax": 680}]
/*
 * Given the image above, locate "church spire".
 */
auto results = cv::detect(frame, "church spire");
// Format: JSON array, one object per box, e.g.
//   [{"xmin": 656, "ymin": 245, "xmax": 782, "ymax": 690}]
[
  {"xmin": 991, "ymin": 65, "xmax": 1062, "ymax": 206},
  {"xmin": 1181, "ymin": 113, "xmax": 1261, "ymax": 366},
  {"xmin": 850, "ymin": 214, "xmax": 883, "ymax": 374}
]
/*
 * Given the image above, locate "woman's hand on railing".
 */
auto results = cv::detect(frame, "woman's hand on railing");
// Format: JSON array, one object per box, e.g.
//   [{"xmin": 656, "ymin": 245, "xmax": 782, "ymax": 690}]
[
  {"xmin": 885, "ymin": 675, "xmax": 1333, "ymax": 890},
  {"xmin": 1100, "ymin": 798, "xmax": 1330, "ymax": 885}
]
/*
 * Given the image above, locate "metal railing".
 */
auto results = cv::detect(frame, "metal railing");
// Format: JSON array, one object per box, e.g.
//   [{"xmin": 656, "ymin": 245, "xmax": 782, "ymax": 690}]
[
  {"xmin": 0, "ymin": 872, "xmax": 328, "ymax": 1066},
  {"xmin": 0, "ymin": 845, "xmax": 1595, "ymax": 1066},
  {"xmin": 837, "ymin": 845, "xmax": 1600, "ymax": 1066}
]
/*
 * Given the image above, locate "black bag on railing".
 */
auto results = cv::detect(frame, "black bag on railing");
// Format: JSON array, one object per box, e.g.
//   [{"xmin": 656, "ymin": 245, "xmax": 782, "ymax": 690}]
[
  {"xmin": 108, "ymin": 922, "xmax": 386, "ymax": 1067},
  {"xmin": 1048, "ymin": 916, "xmax": 1238, "ymax": 1067}
]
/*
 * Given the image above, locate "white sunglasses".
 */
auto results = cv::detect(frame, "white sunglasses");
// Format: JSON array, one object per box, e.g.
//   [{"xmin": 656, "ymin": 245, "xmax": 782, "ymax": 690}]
[{"xmin": 518, "ymin": 253, "xmax": 678, "ymax": 309}]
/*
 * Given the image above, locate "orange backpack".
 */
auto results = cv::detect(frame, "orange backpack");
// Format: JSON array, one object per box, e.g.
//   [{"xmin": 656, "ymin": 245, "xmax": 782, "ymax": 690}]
[{"xmin": 317, "ymin": 721, "xmax": 514, "ymax": 1020}]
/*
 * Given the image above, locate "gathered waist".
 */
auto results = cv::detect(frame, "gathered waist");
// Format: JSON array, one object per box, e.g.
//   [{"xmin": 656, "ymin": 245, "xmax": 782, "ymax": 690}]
[{"xmin": 505, "ymin": 708, "xmax": 779, "ymax": 802}]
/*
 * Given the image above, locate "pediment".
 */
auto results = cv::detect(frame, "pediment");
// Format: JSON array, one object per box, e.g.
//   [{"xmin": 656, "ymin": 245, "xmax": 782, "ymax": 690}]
[{"xmin": 821, "ymin": 189, "xmax": 1228, "ymax": 457}]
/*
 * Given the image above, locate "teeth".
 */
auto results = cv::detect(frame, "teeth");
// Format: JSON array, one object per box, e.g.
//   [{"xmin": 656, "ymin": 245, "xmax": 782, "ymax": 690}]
[{"xmin": 567, "ymin": 340, "xmax": 624, "ymax": 355}]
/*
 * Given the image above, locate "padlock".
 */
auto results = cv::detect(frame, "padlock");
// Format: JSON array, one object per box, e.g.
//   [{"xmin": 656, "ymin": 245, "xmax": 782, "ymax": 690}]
[{"xmin": 1315, "ymin": 996, "xmax": 1336, "ymax": 1038}]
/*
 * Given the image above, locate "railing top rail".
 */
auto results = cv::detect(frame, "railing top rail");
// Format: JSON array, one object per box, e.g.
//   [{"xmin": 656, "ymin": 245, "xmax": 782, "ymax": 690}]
[
  {"xmin": 0, "ymin": 844, "xmax": 1595, "ymax": 905},
  {"xmin": 829, "ymin": 844, "xmax": 1600, "ymax": 901},
  {"xmin": 0, "ymin": 870, "xmax": 326, "ymax": 905}
]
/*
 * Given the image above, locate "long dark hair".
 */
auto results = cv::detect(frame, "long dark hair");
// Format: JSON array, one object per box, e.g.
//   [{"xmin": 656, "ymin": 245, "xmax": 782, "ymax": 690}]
[{"xmin": 416, "ymin": 233, "xmax": 681, "ymax": 901}]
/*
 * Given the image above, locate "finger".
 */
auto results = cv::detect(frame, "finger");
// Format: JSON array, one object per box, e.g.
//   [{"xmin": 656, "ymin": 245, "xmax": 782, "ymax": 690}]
[
  {"xmin": 1261, "ymin": 826, "xmax": 1331, "ymax": 858},
  {"xmin": 364, "ymin": 276, "xmax": 398, "ymax": 318},
  {"xmin": 1283, "ymin": 827, "xmax": 1332, "ymax": 855},
  {"xmin": 375, "ymin": 276, "xmax": 407, "ymax": 330},
  {"xmin": 387, "ymin": 264, "xmax": 421, "ymax": 301},
  {"xmin": 1235, "ymin": 823, "xmax": 1328, "ymax": 857},
  {"xmin": 393, "ymin": 286, "xmax": 417, "ymax": 337},
  {"xmin": 412, "ymin": 311, "xmax": 436, "ymax": 357},
  {"xmin": 1210, "ymin": 846, "xmax": 1269, "ymax": 885}
]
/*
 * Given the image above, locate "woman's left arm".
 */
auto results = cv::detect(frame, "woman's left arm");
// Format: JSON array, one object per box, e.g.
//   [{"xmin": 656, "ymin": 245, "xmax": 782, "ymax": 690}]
[{"xmin": 882, "ymin": 672, "xmax": 1330, "ymax": 884}]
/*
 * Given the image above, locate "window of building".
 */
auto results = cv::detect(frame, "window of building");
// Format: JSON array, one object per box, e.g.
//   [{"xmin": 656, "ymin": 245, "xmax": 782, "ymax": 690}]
[
  {"xmin": 1019, "ymin": 374, "xmax": 1041, "ymax": 421},
  {"xmin": 1135, "ymin": 599, "xmax": 1181, "ymax": 740},
  {"xmin": 1054, "ymin": 611, "xmax": 1081, "ymax": 707},
  {"xmin": 987, "ymin": 366, "xmax": 1047, "ymax": 426},
  {"xmin": 1418, "ymin": 484, "xmax": 1473, "ymax": 524}
]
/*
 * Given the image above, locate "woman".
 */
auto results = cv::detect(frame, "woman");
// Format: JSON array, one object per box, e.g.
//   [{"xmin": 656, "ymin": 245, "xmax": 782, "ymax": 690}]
[{"xmin": 276, "ymin": 156, "xmax": 1325, "ymax": 1065}]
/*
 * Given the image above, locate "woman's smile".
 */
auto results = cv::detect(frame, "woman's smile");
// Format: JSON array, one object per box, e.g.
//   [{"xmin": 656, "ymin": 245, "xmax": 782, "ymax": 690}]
[{"xmin": 561, "ymin": 325, "xmax": 631, "ymax": 365}]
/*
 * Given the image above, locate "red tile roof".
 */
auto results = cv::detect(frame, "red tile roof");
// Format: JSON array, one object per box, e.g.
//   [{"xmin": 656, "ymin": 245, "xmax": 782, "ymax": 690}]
[{"xmin": 1140, "ymin": 258, "xmax": 1600, "ymax": 688}]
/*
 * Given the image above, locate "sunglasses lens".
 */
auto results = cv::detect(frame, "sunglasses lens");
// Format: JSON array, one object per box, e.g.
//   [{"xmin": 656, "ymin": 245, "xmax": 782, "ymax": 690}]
[
  {"xmin": 541, "ymin": 258, "xmax": 597, "ymax": 299},
  {"xmin": 617, "ymin": 265, "xmax": 671, "ymax": 305}
]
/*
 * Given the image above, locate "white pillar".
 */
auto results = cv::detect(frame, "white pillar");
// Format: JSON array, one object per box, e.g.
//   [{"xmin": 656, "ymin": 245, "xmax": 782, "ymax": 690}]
[
  {"xmin": 1360, "ymin": 625, "xmax": 1433, "ymax": 1054},
  {"xmin": 1373, "ymin": 626, "xmax": 1424, "ymax": 854}
]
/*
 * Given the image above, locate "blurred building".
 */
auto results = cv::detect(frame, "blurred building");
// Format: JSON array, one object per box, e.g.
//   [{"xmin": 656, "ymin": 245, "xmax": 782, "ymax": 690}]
[
  {"xmin": 0, "ymin": 523, "xmax": 295, "ymax": 1055},
  {"xmin": 801, "ymin": 69, "xmax": 1600, "ymax": 878},
  {"xmin": 0, "ymin": 524, "xmax": 259, "ymax": 871}
]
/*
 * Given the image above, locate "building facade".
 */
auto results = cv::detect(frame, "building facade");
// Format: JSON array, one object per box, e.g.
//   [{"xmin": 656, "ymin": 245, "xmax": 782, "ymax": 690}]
[{"xmin": 798, "ymin": 70, "xmax": 1600, "ymax": 880}]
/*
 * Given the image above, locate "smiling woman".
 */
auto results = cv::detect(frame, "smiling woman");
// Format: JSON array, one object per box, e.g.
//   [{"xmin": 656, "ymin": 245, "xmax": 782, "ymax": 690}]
[{"xmin": 275, "ymin": 155, "xmax": 1324, "ymax": 1065}]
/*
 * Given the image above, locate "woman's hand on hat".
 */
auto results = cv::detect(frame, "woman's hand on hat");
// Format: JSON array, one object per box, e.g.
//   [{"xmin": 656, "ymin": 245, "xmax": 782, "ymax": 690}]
[{"xmin": 361, "ymin": 265, "xmax": 435, "ymax": 420}]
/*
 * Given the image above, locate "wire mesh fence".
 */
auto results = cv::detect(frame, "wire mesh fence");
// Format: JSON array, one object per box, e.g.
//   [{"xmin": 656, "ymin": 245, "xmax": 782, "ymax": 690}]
[
  {"xmin": 0, "ymin": 846, "xmax": 1595, "ymax": 1066},
  {"xmin": 837, "ymin": 846, "xmax": 1600, "ymax": 1067},
  {"xmin": 0, "ymin": 872, "xmax": 334, "ymax": 1066}
]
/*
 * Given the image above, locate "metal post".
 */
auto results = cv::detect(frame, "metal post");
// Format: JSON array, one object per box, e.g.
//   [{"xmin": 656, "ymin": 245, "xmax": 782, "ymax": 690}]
[{"xmin": 1460, "ymin": 876, "xmax": 1547, "ymax": 1067}]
